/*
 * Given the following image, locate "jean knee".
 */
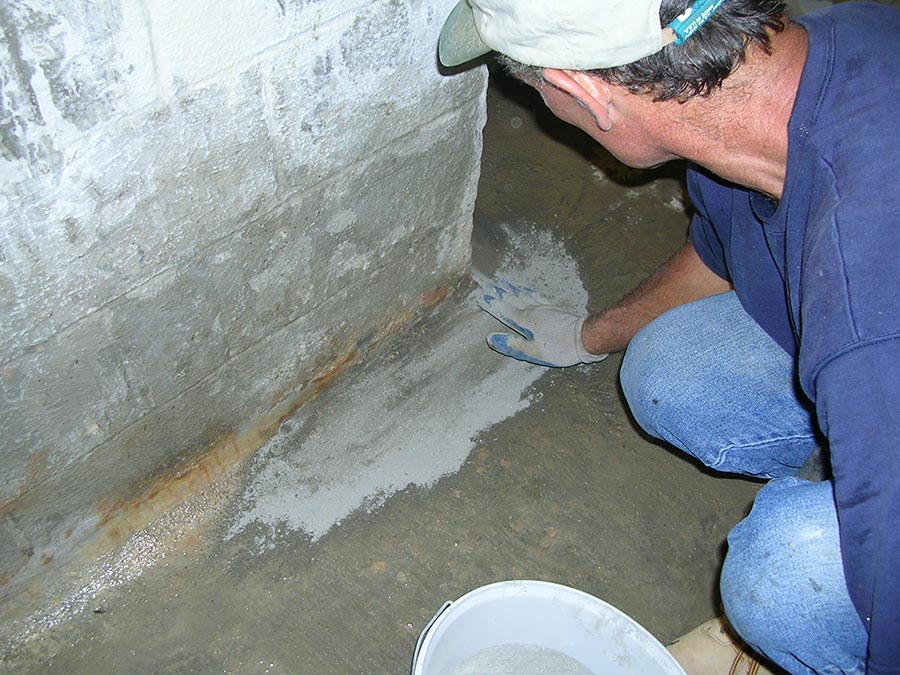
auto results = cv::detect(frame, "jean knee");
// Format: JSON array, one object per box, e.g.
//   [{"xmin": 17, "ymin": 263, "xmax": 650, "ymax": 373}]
[
  {"xmin": 720, "ymin": 479, "xmax": 862, "ymax": 667},
  {"xmin": 620, "ymin": 317, "xmax": 677, "ymax": 439},
  {"xmin": 720, "ymin": 507, "xmax": 786, "ymax": 650},
  {"xmin": 721, "ymin": 480, "xmax": 809, "ymax": 631},
  {"xmin": 621, "ymin": 294, "xmax": 820, "ymax": 478}
]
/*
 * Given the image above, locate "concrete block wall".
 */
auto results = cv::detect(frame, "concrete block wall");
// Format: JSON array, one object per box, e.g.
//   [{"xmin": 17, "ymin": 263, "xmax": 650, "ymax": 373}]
[{"xmin": 0, "ymin": 0, "xmax": 486, "ymax": 602}]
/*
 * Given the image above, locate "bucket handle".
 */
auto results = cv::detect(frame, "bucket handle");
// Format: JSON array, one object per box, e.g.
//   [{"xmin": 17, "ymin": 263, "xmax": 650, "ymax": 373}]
[{"xmin": 410, "ymin": 600, "xmax": 452, "ymax": 674}]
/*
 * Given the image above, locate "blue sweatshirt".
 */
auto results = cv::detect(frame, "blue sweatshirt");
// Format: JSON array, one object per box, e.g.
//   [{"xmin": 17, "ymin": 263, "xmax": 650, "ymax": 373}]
[{"xmin": 689, "ymin": 4, "xmax": 900, "ymax": 672}]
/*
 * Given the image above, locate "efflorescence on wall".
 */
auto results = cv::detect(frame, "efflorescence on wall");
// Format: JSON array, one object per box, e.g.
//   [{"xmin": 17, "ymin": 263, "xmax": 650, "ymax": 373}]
[{"xmin": 0, "ymin": 0, "xmax": 486, "ymax": 622}]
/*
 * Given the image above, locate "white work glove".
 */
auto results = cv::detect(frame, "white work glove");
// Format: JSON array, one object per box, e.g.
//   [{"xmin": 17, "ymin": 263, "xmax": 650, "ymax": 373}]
[{"xmin": 474, "ymin": 275, "xmax": 608, "ymax": 368}]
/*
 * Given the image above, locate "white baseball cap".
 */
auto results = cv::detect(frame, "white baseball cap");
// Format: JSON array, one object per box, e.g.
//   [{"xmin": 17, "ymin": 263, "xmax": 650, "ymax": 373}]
[{"xmin": 439, "ymin": 0, "xmax": 725, "ymax": 69}]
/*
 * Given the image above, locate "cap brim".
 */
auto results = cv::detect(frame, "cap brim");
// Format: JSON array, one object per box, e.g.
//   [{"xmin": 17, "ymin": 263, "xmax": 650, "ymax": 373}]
[{"xmin": 439, "ymin": 1, "xmax": 492, "ymax": 67}]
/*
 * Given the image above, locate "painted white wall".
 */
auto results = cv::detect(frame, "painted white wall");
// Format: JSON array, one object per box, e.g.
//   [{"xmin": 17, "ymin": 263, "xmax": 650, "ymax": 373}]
[{"xmin": 0, "ymin": 0, "xmax": 486, "ymax": 605}]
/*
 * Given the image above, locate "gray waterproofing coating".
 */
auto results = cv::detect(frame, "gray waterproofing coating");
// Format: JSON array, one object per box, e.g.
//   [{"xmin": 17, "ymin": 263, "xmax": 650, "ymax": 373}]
[{"xmin": 227, "ymin": 225, "xmax": 589, "ymax": 550}]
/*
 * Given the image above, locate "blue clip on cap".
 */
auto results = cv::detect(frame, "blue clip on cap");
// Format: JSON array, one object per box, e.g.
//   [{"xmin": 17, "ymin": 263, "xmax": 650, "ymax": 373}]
[{"xmin": 665, "ymin": 0, "xmax": 727, "ymax": 45}]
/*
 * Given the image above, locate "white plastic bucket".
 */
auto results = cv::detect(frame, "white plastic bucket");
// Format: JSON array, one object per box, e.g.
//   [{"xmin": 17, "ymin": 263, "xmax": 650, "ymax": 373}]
[{"xmin": 411, "ymin": 580, "xmax": 686, "ymax": 675}]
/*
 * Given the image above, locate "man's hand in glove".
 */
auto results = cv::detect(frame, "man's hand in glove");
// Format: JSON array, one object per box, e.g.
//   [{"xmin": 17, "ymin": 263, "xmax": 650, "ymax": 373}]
[{"xmin": 474, "ymin": 276, "xmax": 608, "ymax": 368}]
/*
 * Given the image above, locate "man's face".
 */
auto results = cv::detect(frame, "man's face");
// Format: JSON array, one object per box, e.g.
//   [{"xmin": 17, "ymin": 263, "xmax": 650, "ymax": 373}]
[{"xmin": 534, "ymin": 76, "xmax": 674, "ymax": 170}]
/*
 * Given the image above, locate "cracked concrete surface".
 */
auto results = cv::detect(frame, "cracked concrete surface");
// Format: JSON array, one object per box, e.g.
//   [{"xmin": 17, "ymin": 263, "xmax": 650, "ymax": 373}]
[{"xmin": 1, "ymin": 69, "xmax": 763, "ymax": 674}]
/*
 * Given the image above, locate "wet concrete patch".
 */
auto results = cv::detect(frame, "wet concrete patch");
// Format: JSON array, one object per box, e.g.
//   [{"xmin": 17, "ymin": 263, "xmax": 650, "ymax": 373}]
[{"xmin": 227, "ymin": 226, "xmax": 590, "ymax": 549}]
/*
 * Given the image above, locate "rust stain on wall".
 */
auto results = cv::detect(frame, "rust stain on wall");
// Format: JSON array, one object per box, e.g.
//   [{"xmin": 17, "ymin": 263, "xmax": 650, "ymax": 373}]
[
  {"xmin": 420, "ymin": 286, "xmax": 449, "ymax": 308},
  {"xmin": 0, "ymin": 281, "xmax": 462, "ymax": 638},
  {"xmin": 0, "ymin": 451, "xmax": 51, "ymax": 522},
  {"xmin": 0, "ymin": 494, "xmax": 24, "ymax": 521},
  {"xmin": 93, "ymin": 346, "xmax": 359, "ymax": 541},
  {"xmin": 90, "ymin": 283, "xmax": 456, "ymax": 555},
  {"xmin": 25, "ymin": 451, "xmax": 50, "ymax": 484}
]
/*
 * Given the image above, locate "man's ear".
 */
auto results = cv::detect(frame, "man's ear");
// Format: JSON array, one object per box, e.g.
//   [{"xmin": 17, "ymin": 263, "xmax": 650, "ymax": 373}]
[{"xmin": 542, "ymin": 68, "xmax": 613, "ymax": 131}]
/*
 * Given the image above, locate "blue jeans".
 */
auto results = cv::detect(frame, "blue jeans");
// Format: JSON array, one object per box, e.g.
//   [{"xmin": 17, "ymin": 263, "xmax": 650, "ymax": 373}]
[{"xmin": 620, "ymin": 292, "xmax": 867, "ymax": 675}]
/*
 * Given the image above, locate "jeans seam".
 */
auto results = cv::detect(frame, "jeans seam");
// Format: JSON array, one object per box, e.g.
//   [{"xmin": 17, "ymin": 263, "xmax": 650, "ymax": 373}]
[
  {"xmin": 710, "ymin": 433, "xmax": 818, "ymax": 475},
  {"xmin": 654, "ymin": 426, "xmax": 817, "ymax": 473},
  {"xmin": 719, "ymin": 432, "xmax": 819, "ymax": 454}
]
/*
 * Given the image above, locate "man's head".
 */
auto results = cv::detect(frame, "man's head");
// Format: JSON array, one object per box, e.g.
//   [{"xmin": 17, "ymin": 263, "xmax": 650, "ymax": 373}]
[{"xmin": 440, "ymin": 0, "xmax": 786, "ymax": 101}]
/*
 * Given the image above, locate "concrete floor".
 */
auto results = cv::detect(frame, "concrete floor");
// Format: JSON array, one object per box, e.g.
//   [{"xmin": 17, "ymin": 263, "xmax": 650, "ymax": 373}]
[{"xmin": 2, "ymin": 69, "xmax": 764, "ymax": 674}]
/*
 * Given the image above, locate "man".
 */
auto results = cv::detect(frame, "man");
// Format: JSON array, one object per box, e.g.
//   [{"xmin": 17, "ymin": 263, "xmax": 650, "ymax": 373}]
[{"xmin": 439, "ymin": 1, "xmax": 900, "ymax": 674}]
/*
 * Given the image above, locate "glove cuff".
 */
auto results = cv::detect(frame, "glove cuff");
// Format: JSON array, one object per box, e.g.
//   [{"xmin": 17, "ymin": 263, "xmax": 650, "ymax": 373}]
[{"xmin": 574, "ymin": 316, "xmax": 608, "ymax": 364}]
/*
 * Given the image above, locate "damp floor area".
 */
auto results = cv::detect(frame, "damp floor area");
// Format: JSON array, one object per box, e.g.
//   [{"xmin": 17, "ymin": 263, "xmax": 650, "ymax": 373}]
[{"xmin": 3, "ymin": 68, "xmax": 764, "ymax": 674}]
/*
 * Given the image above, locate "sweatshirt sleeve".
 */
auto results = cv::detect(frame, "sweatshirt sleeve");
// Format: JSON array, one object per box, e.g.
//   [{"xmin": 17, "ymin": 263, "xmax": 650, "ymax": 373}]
[
  {"xmin": 815, "ymin": 339, "xmax": 900, "ymax": 674},
  {"xmin": 687, "ymin": 169, "xmax": 731, "ymax": 283}
]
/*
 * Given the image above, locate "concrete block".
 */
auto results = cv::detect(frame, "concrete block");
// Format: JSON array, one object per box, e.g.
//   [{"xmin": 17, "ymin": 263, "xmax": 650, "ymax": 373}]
[
  {"xmin": 0, "ymin": 0, "xmax": 488, "ymax": 616},
  {"xmin": 0, "ymin": 67, "xmax": 279, "ymax": 358},
  {"xmin": 264, "ymin": 0, "xmax": 484, "ymax": 194},
  {"xmin": 0, "ymin": 98, "xmax": 482, "ymax": 506},
  {"xmin": 141, "ymin": 0, "xmax": 286, "ymax": 96},
  {"xmin": 0, "ymin": 0, "xmax": 156, "ymax": 156}
]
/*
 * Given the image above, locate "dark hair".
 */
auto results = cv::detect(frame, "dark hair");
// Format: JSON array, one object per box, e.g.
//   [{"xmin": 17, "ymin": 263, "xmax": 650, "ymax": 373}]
[{"xmin": 501, "ymin": 0, "xmax": 787, "ymax": 102}]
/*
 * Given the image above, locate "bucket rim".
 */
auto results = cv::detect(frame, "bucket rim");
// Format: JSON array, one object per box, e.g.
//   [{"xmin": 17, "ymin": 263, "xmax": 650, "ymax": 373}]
[{"xmin": 411, "ymin": 579, "xmax": 686, "ymax": 675}]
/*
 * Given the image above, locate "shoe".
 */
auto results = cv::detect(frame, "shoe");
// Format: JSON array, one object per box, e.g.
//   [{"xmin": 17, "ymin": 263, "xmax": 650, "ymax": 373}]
[{"xmin": 667, "ymin": 615, "xmax": 782, "ymax": 675}]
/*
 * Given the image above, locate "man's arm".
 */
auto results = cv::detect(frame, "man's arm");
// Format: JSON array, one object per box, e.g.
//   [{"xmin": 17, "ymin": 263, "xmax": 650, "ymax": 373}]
[{"xmin": 581, "ymin": 240, "xmax": 733, "ymax": 355}]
